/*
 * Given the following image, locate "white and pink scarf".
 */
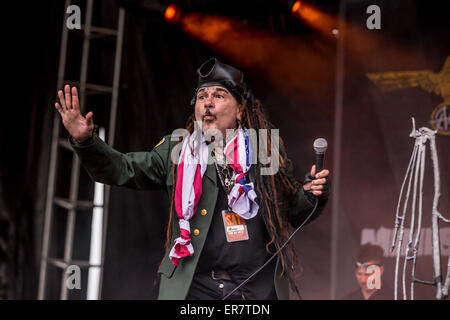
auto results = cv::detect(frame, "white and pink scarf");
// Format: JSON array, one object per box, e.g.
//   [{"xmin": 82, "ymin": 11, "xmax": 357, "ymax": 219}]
[{"xmin": 169, "ymin": 128, "xmax": 259, "ymax": 266}]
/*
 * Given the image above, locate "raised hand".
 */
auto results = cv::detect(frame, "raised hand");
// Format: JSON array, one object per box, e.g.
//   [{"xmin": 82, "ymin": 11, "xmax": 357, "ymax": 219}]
[
  {"xmin": 55, "ymin": 85, "xmax": 94, "ymax": 142},
  {"xmin": 303, "ymin": 164, "xmax": 330, "ymax": 196}
]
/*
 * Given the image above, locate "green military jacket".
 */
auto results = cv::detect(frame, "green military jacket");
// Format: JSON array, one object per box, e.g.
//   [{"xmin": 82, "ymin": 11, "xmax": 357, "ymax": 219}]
[{"xmin": 70, "ymin": 131, "xmax": 322, "ymax": 300}]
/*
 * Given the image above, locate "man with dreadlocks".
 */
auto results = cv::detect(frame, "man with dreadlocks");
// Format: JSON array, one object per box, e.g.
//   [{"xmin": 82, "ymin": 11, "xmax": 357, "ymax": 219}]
[{"xmin": 55, "ymin": 58, "xmax": 330, "ymax": 300}]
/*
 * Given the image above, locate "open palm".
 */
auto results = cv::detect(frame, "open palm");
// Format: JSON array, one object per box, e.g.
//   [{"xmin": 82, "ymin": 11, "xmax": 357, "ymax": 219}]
[{"xmin": 55, "ymin": 85, "xmax": 94, "ymax": 142}]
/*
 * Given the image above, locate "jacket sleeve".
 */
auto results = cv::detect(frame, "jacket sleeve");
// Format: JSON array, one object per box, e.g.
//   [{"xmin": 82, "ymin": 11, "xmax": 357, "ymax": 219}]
[
  {"xmin": 69, "ymin": 132, "xmax": 170, "ymax": 190},
  {"xmin": 279, "ymin": 139, "xmax": 328, "ymax": 228},
  {"xmin": 288, "ymin": 187, "xmax": 328, "ymax": 228}
]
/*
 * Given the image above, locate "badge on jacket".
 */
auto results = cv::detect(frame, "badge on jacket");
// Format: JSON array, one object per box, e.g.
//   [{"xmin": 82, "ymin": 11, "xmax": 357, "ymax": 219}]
[
  {"xmin": 221, "ymin": 210, "xmax": 249, "ymax": 242},
  {"xmin": 153, "ymin": 137, "xmax": 165, "ymax": 149}
]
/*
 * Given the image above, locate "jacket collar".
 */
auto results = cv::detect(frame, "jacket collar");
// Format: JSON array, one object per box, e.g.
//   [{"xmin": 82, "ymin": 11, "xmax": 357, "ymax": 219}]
[{"xmin": 205, "ymin": 163, "xmax": 217, "ymax": 186}]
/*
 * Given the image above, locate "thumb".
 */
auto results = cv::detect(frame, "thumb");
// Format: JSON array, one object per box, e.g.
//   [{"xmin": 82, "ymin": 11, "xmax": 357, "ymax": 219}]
[
  {"xmin": 86, "ymin": 111, "xmax": 94, "ymax": 126},
  {"xmin": 310, "ymin": 165, "xmax": 316, "ymax": 178}
]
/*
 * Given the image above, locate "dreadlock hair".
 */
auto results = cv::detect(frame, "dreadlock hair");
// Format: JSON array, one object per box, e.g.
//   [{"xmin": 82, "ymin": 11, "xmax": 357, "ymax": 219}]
[
  {"xmin": 163, "ymin": 96, "xmax": 303, "ymax": 295},
  {"xmin": 242, "ymin": 97, "xmax": 303, "ymax": 295}
]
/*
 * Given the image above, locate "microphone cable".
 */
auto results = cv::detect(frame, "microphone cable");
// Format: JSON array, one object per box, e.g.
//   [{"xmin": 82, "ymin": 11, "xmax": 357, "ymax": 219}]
[{"xmin": 222, "ymin": 197, "xmax": 319, "ymax": 300}]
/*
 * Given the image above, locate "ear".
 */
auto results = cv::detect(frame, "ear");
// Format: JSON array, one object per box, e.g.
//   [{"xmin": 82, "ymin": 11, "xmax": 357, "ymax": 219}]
[{"xmin": 236, "ymin": 103, "xmax": 243, "ymax": 121}]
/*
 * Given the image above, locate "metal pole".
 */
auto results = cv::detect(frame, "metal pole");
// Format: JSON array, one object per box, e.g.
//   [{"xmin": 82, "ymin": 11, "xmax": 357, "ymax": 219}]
[
  {"xmin": 98, "ymin": 7, "xmax": 126, "ymax": 299},
  {"xmin": 330, "ymin": 0, "xmax": 346, "ymax": 300},
  {"xmin": 38, "ymin": 0, "xmax": 72, "ymax": 300},
  {"xmin": 429, "ymin": 133, "xmax": 443, "ymax": 299},
  {"xmin": 87, "ymin": 128, "xmax": 105, "ymax": 300},
  {"xmin": 60, "ymin": 0, "xmax": 94, "ymax": 300}
]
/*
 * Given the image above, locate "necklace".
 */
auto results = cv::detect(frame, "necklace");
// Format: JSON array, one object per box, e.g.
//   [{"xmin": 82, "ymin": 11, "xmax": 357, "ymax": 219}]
[{"xmin": 214, "ymin": 162, "xmax": 234, "ymax": 194}]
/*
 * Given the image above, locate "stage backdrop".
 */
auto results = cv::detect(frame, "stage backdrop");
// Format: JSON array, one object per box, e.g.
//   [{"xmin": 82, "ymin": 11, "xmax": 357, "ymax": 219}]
[{"xmin": 332, "ymin": 0, "xmax": 450, "ymax": 299}]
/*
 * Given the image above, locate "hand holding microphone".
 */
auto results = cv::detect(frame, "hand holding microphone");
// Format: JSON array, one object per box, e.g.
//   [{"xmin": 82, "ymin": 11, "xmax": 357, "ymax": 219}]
[{"xmin": 303, "ymin": 138, "xmax": 330, "ymax": 198}]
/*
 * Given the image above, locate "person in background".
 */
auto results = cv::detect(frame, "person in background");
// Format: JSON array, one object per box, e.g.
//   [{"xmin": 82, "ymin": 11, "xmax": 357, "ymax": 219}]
[{"xmin": 343, "ymin": 243, "xmax": 393, "ymax": 300}]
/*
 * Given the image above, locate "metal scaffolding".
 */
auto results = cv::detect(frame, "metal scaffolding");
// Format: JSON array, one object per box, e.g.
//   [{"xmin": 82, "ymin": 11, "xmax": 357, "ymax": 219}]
[
  {"xmin": 38, "ymin": 0, "xmax": 125, "ymax": 300},
  {"xmin": 391, "ymin": 118, "xmax": 450, "ymax": 300}
]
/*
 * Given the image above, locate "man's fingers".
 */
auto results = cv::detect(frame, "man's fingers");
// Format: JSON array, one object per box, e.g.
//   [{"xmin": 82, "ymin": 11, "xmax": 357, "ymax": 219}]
[
  {"xmin": 55, "ymin": 102, "xmax": 63, "ymax": 114},
  {"xmin": 58, "ymin": 90, "xmax": 66, "ymax": 111},
  {"xmin": 72, "ymin": 86, "xmax": 80, "ymax": 111},
  {"xmin": 310, "ymin": 165, "xmax": 316, "ymax": 178},
  {"xmin": 86, "ymin": 111, "xmax": 94, "ymax": 126},
  {"xmin": 303, "ymin": 181, "xmax": 312, "ymax": 191},
  {"xmin": 316, "ymin": 169, "xmax": 330, "ymax": 179},
  {"xmin": 306, "ymin": 167, "xmax": 329, "ymax": 196},
  {"xmin": 64, "ymin": 84, "xmax": 72, "ymax": 109},
  {"xmin": 313, "ymin": 178, "xmax": 327, "ymax": 185}
]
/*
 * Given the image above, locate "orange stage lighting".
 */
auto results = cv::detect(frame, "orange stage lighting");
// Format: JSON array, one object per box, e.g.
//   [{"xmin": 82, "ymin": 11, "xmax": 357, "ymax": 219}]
[
  {"xmin": 181, "ymin": 13, "xmax": 235, "ymax": 44},
  {"xmin": 290, "ymin": 1, "xmax": 337, "ymax": 36},
  {"xmin": 179, "ymin": 12, "xmax": 336, "ymax": 102},
  {"xmin": 164, "ymin": 4, "xmax": 182, "ymax": 24},
  {"xmin": 291, "ymin": 1, "xmax": 301, "ymax": 14}
]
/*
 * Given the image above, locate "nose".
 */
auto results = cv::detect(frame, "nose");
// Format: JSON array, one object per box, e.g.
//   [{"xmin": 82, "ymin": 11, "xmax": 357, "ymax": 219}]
[
  {"xmin": 203, "ymin": 101, "xmax": 215, "ymax": 113},
  {"xmin": 204, "ymin": 96, "xmax": 214, "ymax": 107}
]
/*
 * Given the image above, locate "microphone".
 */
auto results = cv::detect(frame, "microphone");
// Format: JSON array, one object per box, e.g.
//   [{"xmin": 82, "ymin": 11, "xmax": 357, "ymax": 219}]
[{"xmin": 313, "ymin": 138, "xmax": 328, "ymax": 174}]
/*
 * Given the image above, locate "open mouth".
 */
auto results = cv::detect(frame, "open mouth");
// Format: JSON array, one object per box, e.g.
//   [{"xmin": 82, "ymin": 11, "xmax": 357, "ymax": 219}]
[{"xmin": 203, "ymin": 115, "xmax": 216, "ymax": 121}]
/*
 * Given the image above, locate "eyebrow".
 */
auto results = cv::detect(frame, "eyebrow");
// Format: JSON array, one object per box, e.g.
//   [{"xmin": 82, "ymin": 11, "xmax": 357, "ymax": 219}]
[{"xmin": 197, "ymin": 87, "xmax": 230, "ymax": 95}]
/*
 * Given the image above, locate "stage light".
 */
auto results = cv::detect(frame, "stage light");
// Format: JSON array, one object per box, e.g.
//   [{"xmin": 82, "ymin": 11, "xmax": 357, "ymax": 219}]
[
  {"xmin": 290, "ymin": 1, "xmax": 337, "ymax": 36},
  {"xmin": 291, "ymin": 1, "xmax": 301, "ymax": 15},
  {"xmin": 164, "ymin": 4, "xmax": 182, "ymax": 24},
  {"xmin": 331, "ymin": 28, "xmax": 339, "ymax": 38}
]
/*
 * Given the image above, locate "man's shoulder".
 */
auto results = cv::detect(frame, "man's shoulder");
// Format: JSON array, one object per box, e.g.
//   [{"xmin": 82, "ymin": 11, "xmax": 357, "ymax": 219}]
[
  {"xmin": 341, "ymin": 288, "xmax": 364, "ymax": 300},
  {"xmin": 152, "ymin": 133, "xmax": 179, "ymax": 152},
  {"xmin": 151, "ymin": 133, "xmax": 187, "ymax": 167},
  {"xmin": 370, "ymin": 285, "xmax": 395, "ymax": 300}
]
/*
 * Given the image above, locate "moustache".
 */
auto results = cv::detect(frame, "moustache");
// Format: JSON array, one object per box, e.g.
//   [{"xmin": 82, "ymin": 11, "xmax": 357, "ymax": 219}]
[{"xmin": 203, "ymin": 111, "xmax": 216, "ymax": 119}]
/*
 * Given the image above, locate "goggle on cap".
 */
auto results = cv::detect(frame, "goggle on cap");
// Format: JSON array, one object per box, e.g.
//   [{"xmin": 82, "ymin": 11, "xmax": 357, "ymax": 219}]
[{"xmin": 190, "ymin": 58, "xmax": 253, "ymax": 106}]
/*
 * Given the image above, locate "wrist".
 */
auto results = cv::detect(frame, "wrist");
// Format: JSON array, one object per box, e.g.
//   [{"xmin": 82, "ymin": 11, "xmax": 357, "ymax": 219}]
[
  {"xmin": 73, "ymin": 134, "xmax": 92, "ymax": 143},
  {"xmin": 73, "ymin": 126, "xmax": 94, "ymax": 143},
  {"xmin": 70, "ymin": 132, "xmax": 95, "ymax": 147}
]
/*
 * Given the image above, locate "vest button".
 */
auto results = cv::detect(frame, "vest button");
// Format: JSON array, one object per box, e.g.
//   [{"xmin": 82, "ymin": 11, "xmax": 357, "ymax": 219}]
[
  {"xmin": 193, "ymin": 229, "xmax": 200, "ymax": 236},
  {"xmin": 201, "ymin": 209, "xmax": 207, "ymax": 216}
]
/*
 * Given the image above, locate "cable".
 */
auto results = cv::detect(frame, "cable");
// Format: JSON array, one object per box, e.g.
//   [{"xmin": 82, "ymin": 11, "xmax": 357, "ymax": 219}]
[{"xmin": 222, "ymin": 198, "xmax": 320, "ymax": 300}]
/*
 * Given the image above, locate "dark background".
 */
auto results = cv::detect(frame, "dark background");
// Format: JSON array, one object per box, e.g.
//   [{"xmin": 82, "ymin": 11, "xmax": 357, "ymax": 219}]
[{"xmin": 1, "ymin": 0, "xmax": 448, "ymax": 299}]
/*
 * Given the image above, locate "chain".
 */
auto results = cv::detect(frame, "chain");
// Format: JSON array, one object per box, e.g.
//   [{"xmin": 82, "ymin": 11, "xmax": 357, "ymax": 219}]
[{"xmin": 214, "ymin": 162, "xmax": 234, "ymax": 194}]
